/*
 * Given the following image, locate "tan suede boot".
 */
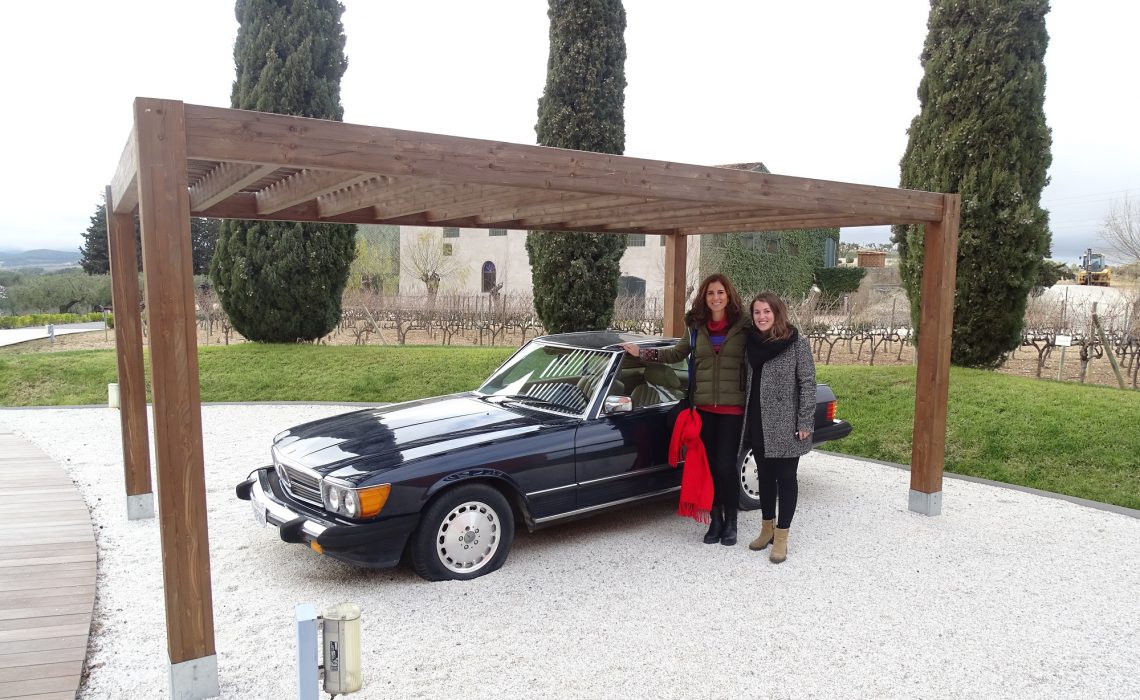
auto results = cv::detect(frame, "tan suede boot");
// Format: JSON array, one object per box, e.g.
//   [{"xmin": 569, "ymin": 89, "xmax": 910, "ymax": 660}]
[
  {"xmin": 770, "ymin": 528, "xmax": 789, "ymax": 563},
  {"xmin": 748, "ymin": 519, "xmax": 776, "ymax": 551}
]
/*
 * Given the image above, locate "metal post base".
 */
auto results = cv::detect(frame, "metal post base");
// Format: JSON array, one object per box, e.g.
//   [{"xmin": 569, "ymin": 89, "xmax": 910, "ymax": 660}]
[
  {"xmin": 126, "ymin": 492, "xmax": 155, "ymax": 520},
  {"xmin": 908, "ymin": 489, "xmax": 942, "ymax": 516},
  {"xmin": 168, "ymin": 654, "xmax": 219, "ymax": 700}
]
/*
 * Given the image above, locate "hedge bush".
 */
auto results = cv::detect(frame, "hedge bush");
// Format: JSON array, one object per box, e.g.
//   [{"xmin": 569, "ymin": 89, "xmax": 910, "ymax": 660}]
[
  {"xmin": 814, "ymin": 267, "xmax": 866, "ymax": 300},
  {"xmin": 0, "ymin": 312, "xmax": 112, "ymax": 330}
]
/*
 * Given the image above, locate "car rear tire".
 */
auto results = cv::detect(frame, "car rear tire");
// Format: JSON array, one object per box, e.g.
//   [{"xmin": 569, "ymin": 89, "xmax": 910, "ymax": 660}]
[
  {"xmin": 738, "ymin": 448, "xmax": 761, "ymax": 511},
  {"xmin": 410, "ymin": 483, "xmax": 515, "ymax": 581}
]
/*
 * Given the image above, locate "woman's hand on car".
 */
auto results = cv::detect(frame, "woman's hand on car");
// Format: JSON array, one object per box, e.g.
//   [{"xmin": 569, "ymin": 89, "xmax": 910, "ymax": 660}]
[{"xmin": 619, "ymin": 343, "xmax": 641, "ymax": 357}]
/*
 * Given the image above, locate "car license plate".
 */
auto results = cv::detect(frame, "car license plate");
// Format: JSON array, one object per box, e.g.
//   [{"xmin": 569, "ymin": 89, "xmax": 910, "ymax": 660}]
[{"xmin": 251, "ymin": 495, "xmax": 267, "ymax": 528}]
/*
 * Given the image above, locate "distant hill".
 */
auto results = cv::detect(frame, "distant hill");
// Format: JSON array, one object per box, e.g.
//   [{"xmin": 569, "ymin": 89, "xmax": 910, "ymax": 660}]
[{"xmin": 0, "ymin": 249, "xmax": 81, "ymax": 269}]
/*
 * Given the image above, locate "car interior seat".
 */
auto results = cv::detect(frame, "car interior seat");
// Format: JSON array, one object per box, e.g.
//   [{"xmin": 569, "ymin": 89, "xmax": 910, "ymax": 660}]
[
  {"xmin": 630, "ymin": 363, "xmax": 683, "ymax": 408},
  {"xmin": 576, "ymin": 373, "xmax": 601, "ymax": 399}
]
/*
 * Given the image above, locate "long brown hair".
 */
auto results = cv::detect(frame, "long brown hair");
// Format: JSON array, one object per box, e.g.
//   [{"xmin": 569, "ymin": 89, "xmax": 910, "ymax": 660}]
[
  {"xmin": 750, "ymin": 291, "xmax": 794, "ymax": 341},
  {"xmin": 686, "ymin": 273, "xmax": 743, "ymax": 327}
]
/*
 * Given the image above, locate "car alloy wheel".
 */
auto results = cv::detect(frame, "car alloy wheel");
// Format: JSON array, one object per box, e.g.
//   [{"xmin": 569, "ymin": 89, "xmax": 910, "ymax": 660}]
[
  {"xmin": 411, "ymin": 483, "xmax": 515, "ymax": 581},
  {"xmin": 737, "ymin": 448, "xmax": 762, "ymax": 511},
  {"xmin": 436, "ymin": 500, "xmax": 501, "ymax": 574}
]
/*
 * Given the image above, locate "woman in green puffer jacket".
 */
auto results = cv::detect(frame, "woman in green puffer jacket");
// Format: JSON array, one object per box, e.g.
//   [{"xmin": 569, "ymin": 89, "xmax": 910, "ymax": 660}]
[{"xmin": 619, "ymin": 273, "xmax": 750, "ymax": 546}]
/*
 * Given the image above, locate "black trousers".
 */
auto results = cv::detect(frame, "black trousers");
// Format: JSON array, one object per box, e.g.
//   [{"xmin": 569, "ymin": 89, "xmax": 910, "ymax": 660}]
[
  {"xmin": 697, "ymin": 409, "xmax": 744, "ymax": 511},
  {"xmin": 756, "ymin": 456, "xmax": 800, "ymax": 529}
]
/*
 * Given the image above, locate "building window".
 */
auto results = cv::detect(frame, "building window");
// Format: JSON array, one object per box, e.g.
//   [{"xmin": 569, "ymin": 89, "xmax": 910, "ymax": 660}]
[
  {"xmin": 787, "ymin": 243, "xmax": 800, "ymax": 256},
  {"xmin": 766, "ymin": 239, "xmax": 779, "ymax": 254},
  {"xmin": 618, "ymin": 276, "xmax": 646, "ymax": 297},
  {"xmin": 488, "ymin": 228, "xmax": 507, "ymax": 237},
  {"xmin": 442, "ymin": 227, "xmax": 460, "ymax": 238},
  {"xmin": 481, "ymin": 261, "xmax": 497, "ymax": 293},
  {"xmin": 442, "ymin": 244, "xmax": 453, "ymax": 256},
  {"xmin": 627, "ymin": 233, "xmax": 646, "ymax": 247},
  {"xmin": 660, "ymin": 235, "xmax": 668, "ymax": 246}
]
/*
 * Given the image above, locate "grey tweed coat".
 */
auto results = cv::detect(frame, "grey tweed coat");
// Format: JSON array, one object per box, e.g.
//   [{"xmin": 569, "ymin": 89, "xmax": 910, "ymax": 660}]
[{"xmin": 741, "ymin": 335, "xmax": 816, "ymax": 459}]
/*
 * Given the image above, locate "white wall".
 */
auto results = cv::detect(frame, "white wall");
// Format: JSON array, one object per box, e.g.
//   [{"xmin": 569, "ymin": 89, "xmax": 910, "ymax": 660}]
[{"xmin": 396, "ymin": 226, "xmax": 702, "ymax": 299}]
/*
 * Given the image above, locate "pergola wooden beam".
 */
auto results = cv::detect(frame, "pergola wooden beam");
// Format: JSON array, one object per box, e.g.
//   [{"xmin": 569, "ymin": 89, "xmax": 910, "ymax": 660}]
[
  {"xmin": 256, "ymin": 168, "xmax": 372, "ymax": 214},
  {"xmin": 373, "ymin": 182, "xmax": 492, "ymax": 219},
  {"xmin": 110, "ymin": 128, "xmax": 138, "ymax": 214},
  {"xmin": 316, "ymin": 175, "xmax": 397, "ymax": 217},
  {"xmin": 671, "ymin": 214, "xmax": 921, "ymax": 235},
  {"xmin": 108, "ymin": 98, "xmax": 960, "ymax": 700},
  {"xmin": 182, "ymin": 104, "xmax": 945, "ymax": 220},
  {"xmin": 420, "ymin": 186, "xmax": 536, "ymax": 223},
  {"xmin": 189, "ymin": 162, "xmax": 279, "ymax": 211},
  {"xmin": 475, "ymin": 192, "xmax": 636, "ymax": 226},
  {"xmin": 593, "ymin": 208, "xmax": 922, "ymax": 232}
]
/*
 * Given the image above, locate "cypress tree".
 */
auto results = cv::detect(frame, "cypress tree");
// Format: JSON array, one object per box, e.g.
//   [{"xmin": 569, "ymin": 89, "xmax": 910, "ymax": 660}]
[
  {"xmin": 893, "ymin": 0, "xmax": 1053, "ymax": 368},
  {"xmin": 82, "ymin": 199, "xmax": 220, "ymax": 276},
  {"xmin": 79, "ymin": 202, "xmax": 114, "ymax": 275},
  {"xmin": 526, "ymin": 0, "xmax": 627, "ymax": 333},
  {"xmin": 190, "ymin": 218, "xmax": 220, "ymax": 276},
  {"xmin": 79, "ymin": 200, "xmax": 141, "ymax": 275},
  {"xmin": 210, "ymin": 0, "xmax": 356, "ymax": 342}
]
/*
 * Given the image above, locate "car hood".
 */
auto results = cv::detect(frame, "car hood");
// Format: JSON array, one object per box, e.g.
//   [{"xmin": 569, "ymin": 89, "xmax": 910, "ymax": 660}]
[{"xmin": 272, "ymin": 394, "xmax": 553, "ymax": 478}]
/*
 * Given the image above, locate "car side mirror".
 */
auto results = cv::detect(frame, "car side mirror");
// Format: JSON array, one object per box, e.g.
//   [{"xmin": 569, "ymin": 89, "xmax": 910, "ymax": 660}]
[{"xmin": 604, "ymin": 396, "xmax": 632, "ymax": 414}]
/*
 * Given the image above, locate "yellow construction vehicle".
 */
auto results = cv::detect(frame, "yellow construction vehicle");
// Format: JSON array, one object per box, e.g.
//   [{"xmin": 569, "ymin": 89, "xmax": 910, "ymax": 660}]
[{"xmin": 1076, "ymin": 248, "xmax": 1112, "ymax": 286}]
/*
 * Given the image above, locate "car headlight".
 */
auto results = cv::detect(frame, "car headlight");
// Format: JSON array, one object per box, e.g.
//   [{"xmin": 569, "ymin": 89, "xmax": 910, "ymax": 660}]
[{"xmin": 321, "ymin": 479, "xmax": 391, "ymax": 520}]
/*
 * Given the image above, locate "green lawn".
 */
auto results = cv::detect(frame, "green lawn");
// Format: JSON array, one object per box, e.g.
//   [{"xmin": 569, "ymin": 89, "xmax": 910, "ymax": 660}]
[
  {"xmin": 0, "ymin": 344, "xmax": 514, "ymax": 406},
  {"xmin": 2, "ymin": 345, "xmax": 1137, "ymax": 509},
  {"xmin": 817, "ymin": 365, "xmax": 1140, "ymax": 509}
]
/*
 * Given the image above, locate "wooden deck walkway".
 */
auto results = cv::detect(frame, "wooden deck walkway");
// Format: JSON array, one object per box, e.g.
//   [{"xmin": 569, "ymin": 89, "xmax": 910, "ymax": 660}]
[{"xmin": 0, "ymin": 430, "xmax": 96, "ymax": 700}]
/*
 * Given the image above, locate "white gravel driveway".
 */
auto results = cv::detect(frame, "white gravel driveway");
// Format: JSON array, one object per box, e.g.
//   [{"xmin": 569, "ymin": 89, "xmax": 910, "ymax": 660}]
[
  {"xmin": 1, "ymin": 404, "xmax": 1137, "ymax": 699},
  {"xmin": 0, "ymin": 322, "xmax": 107, "ymax": 347}
]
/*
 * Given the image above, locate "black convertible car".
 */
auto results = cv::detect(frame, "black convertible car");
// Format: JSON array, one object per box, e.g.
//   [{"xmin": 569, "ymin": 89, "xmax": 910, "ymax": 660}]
[{"xmin": 237, "ymin": 332, "xmax": 851, "ymax": 580}]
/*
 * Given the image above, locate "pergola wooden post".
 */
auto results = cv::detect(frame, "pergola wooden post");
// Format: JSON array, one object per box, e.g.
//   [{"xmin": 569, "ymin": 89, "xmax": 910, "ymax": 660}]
[
  {"xmin": 104, "ymin": 186, "xmax": 154, "ymax": 521},
  {"xmin": 909, "ymin": 194, "xmax": 960, "ymax": 515},
  {"xmin": 108, "ymin": 98, "xmax": 959, "ymax": 697},
  {"xmin": 662, "ymin": 232, "xmax": 687, "ymax": 337},
  {"xmin": 124, "ymin": 98, "xmax": 218, "ymax": 698}
]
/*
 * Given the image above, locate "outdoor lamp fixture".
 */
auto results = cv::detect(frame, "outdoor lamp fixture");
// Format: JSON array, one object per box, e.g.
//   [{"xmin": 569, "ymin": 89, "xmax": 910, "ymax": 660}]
[{"xmin": 297, "ymin": 603, "xmax": 363, "ymax": 699}]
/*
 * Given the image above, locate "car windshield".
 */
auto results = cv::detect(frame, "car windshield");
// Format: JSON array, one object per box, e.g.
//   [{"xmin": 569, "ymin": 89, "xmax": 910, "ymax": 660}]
[{"xmin": 476, "ymin": 342, "xmax": 615, "ymax": 415}]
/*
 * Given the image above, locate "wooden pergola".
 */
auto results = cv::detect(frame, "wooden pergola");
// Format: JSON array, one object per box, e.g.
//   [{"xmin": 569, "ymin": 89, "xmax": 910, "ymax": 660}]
[{"xmin": 107, "ymin": 97, "xmax": 958, "ymax": 698}]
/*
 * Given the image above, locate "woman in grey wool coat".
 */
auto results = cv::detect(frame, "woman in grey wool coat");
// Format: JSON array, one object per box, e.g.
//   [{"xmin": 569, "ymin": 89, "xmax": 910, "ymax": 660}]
[{"xmin": 742, "ymin": 291, "xmax": 816, "ymax": 563}]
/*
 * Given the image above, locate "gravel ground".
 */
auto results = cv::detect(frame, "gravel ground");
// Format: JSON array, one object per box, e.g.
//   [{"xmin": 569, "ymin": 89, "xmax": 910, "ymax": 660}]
[
  {"xmin": 1, "ymin": 404, "xmax": 1138, "ymax": 700},
  {"xmin": 0, "ymin": 322, "xmax": 107, "ymax": 347}
]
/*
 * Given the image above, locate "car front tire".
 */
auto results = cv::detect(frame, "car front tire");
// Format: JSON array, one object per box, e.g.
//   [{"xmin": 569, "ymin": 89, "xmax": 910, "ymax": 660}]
[
  {"xmin": 738, "ymin": 448, "xmax": 762, "ymax": 511},
  {"xmin": 410, "ymin": 483, "xmax": 515, "ymax": 581}
]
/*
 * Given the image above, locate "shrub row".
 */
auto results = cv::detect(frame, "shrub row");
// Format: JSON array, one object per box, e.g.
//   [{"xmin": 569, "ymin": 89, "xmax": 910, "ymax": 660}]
[{"xmin": 0, "ymin": 312, "xmax": 113, "ymax": 330}]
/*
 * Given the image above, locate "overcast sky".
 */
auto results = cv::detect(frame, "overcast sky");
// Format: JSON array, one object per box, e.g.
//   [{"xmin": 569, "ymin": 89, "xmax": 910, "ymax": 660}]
[{"xmin": 1, "ymin": 0, "xmax": 1136, "ymax": 263}]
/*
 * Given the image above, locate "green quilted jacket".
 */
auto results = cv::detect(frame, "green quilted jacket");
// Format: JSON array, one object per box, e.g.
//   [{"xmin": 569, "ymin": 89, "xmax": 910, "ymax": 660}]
[{"xmin": 646, "ymin": 318, "xmax": 750, "ymax": 408}]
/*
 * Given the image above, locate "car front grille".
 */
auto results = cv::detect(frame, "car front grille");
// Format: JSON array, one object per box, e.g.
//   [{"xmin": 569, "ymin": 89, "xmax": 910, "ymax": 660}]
[{"xmin": 272, "ymin": 449, "xmax": 322, "ymax": 506}]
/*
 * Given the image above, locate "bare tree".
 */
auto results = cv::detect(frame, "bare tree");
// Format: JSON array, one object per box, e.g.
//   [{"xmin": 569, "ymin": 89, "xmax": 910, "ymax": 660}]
[
  {"xmin": 1100, "ymin": 194, "xmax": 1140, "ymax": 262},
  {"xmin": 402, "ymin": 232, "xmax": 463, "ymax": 298}
]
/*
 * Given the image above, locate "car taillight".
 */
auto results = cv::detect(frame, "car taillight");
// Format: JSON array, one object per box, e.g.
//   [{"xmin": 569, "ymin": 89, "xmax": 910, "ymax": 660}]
[{"xmin": 826, "ymin": 400, "xmax": 836, "ymax": 422}]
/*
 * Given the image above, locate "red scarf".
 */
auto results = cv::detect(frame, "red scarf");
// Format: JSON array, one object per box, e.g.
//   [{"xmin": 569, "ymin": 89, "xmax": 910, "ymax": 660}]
[{"xmin": 668, "ymin": 408, "xmax": 713, "ymax": 523}]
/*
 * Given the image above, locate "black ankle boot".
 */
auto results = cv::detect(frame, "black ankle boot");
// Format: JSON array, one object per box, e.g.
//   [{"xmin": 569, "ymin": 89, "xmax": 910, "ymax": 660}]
[
  {"xmin": 703, "ymin": 506, "xmax": 724, "ymax": 544},
  {"xmin": 720, "ymin": 507, "xmax": 738, "ymax": 546}
]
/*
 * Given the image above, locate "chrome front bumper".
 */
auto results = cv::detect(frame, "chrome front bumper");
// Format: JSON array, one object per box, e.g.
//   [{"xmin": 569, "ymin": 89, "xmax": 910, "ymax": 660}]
[{"xmin": 245, "ymin": 469, "xmax": 328, "ymax": 541}]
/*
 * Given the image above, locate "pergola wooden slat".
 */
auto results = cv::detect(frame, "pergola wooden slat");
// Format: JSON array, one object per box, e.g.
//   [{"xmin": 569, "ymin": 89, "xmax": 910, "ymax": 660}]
[{"xmin": 106, "ymin": 97, "xmax": 958, "ymax": 699}]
